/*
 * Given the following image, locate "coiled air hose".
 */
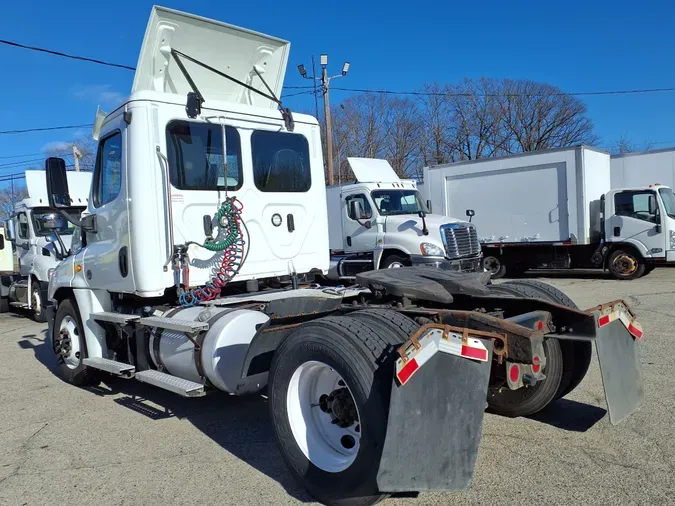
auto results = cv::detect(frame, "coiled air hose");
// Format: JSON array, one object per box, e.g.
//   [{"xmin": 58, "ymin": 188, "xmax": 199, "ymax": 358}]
[{"xmin": 178, "ymin": 197, "xmax": 248, "ymax": 307}]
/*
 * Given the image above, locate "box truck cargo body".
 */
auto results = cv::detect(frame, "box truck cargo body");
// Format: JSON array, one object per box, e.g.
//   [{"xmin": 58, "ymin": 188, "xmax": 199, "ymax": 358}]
[
  {"xmin": 424, "ymin": 146, "xmax": 675, "ymax": 279},
  {"xmin": 611, "ymin": 147, "xmax": 675, "ymax": 189}
]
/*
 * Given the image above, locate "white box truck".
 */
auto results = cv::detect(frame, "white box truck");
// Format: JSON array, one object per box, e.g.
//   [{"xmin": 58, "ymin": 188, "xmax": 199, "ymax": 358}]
[
  {"xmin": 40, "ymin": 7, "xmax": 645, "ymax": 506},
  {"xmin": 325, "ymin": 157, "xmax": 482, "ymax": 280},
  {"xmin": 0, "ymin": 169, "xmax": 91, "ymax": 320},
  {"xmin": 424, "ymin": 145, "xmax": 675, "ymax": 279},
  {"xmin": 611, "ymin": 147, "xmax": 675, "ymax": 189}
]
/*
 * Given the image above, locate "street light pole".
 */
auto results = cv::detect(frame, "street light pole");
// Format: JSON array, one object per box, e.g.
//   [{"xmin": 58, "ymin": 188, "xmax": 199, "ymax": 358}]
[{"xmin": 297, "ymin": 55, "xmax": 350, "ymax": 186}]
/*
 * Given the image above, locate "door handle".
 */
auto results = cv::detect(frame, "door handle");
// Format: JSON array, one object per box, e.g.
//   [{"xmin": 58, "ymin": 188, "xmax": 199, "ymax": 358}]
[
  {"xmin": 287, "ymin": 214, "xmax": 295, "ymax": 233},
  {"xmin": 347, "ymin": 236, "xmax": 352, "ymax": 247}
]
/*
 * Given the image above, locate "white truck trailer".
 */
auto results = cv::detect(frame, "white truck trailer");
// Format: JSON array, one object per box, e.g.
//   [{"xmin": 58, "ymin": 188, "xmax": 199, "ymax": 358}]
[
  {"xmin": 424, "ymin": 145, "xmax": 675, "ymax": 279},
  {"xmin": 43, "ymin": 7, "xmax": 645, "ymax": 506},
  {"xmin": 611, "ymin": 147, "xmax": 675, "ymax": 189},
  {"xmin": 0, "ymin": 169, "xmax": 91, "ymax": 320},
  {"xmin": 326, "ymin": 157, "xmax": 482, "ymax": 280}
]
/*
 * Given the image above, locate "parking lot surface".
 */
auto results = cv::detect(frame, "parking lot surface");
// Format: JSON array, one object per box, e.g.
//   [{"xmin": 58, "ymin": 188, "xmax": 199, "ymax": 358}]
[{"xmin": 0, "ymin": 270, "xmax": 674, "ymax": 506}]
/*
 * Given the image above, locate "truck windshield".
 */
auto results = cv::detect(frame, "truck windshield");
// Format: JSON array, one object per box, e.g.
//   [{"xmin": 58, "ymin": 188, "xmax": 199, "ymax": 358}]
[
  {"xmin": 659, "ymin": 188, "xmax": 675, "ymax": 219},
  {"xmin": 371, "ymin": 190, "xmax": 428, "ymax": 216},
  {"xmin": 32, "ymin": 209, "xmax": 83, "ymax": 236}
]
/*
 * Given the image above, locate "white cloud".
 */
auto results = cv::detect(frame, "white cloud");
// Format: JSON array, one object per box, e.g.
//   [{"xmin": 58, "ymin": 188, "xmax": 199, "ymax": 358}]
[
  {"xmin": 72, "ymin": 84, "xmax": 124, "ymax": 106},
  {"xmin": 41, "ymin": 141, "xmax": 71, "ymax": 154}
]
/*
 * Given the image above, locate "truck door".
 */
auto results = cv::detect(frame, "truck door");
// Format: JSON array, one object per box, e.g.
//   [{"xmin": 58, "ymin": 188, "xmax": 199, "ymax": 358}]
[
  {"xmin": 14, "ymin": 212, "xmax": 32, "ymax": 277},
  {"xmin": 608, "ymin": 190, "xmax": 664, "ymax": 256},
  {"xmin": 342, "ymin": 192, "xmax": 377, "ymax": 252}
]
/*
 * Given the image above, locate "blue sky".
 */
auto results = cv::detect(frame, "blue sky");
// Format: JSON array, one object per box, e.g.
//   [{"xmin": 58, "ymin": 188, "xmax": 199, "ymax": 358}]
[{"xmin": 1, "ymin": 0, "xmax": 674, "ymax": 186}]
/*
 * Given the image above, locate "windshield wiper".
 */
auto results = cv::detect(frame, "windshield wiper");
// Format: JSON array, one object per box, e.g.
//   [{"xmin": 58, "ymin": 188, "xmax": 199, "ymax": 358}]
[{"xmin": 170, "ymin": 49, "xmax": 294, "ymax": 131}]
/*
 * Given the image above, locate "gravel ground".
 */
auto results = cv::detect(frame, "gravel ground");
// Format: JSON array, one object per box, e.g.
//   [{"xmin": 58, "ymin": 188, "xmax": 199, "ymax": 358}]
[{"xmin": 0, "ymin": 269, "xmax": 673, "ymax": 506}]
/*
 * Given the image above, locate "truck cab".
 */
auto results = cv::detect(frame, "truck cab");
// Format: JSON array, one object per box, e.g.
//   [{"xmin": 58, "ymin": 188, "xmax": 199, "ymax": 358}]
[
  {"xmin": 326, "ymin": 158, "xmax": 482, "ymax": 280},
  {"xmin": 603, "ymin": 184, "xmax": 675, "ymax": 276},
  {"xmin": 0, "ymin": 170, "xmax": 90, "ymax": 320}
]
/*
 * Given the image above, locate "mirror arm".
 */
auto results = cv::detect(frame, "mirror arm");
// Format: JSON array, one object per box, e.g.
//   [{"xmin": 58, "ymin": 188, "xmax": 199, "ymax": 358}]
[{"xmin": 51, "ymin": 230, "xmax": 69, "ymax": 258}]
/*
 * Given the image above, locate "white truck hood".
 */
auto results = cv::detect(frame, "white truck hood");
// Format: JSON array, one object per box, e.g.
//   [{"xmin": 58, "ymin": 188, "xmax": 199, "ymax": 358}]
[
  {"xmin": 347, "ymin": 157, "xmax": 400, "ymax": 183},
  {"xmin": 132, "ymin": 6, "xmax": 290, "ymax": 109},
  {"xmin": 385, "ymin": 213, "xmax": 467, "ymax": 237}
]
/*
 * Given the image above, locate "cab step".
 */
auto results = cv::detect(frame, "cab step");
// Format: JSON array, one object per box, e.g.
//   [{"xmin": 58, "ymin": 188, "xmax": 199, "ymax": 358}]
[
  {"xmin": 10, "ymin": 302, "xmax": 29, "ymax": 309},
  {"xmin": 138, "ymin": 316, "xmax": 209, "ymax": 333},
  {"xmin": 82, "ymin": 357, "xmax": 135, "ymax": 378},
  {"xmin": 135, "ymin": 370, "xmax": 205, "ymax": 397},
  {"xmin": 91, "ymin": 312, "xmax": 141, "ymax": 324}
]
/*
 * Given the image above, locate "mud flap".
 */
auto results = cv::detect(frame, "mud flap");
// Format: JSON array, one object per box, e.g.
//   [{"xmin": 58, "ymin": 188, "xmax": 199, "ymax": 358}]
[
  {"xmin": 595, "ymin": 318, "xmax": 644, "ymax": 425},
  {"xmin": 376, "ymin": 339, "xmax": 492, "ymax": 493}
]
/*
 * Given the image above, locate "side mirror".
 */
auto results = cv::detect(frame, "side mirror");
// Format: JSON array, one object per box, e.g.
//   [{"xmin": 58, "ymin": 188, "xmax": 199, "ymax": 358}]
[
  {"xmin": 45, "ymin": 157, "xmax": 71, "ymax": 208},
  {"xmin": 418, "ymin": 211, "xmax": 427, "ymax": 218},
  {"xmin": 466, "ymin": 209, "xmax": 475, "ymax": 223},
  {"xmin": 426, "ymin": 200, "xmax": 432, "ymax": 213},
  {"xmin": 40, "ymin": 213, "xmax": 66, "ymax": 230},
  {"xmin": 350, "ymin": 200, "xmax": 362, "ymax": 220},
  {"xmin": 4, "ymin": 219, "xmax": 15, "ymax": 242}
]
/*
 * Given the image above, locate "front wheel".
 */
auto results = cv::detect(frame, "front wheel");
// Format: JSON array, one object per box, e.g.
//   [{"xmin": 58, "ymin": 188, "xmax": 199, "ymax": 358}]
[
  {"xmin": 483, "ymin": 255, "xmax": 506, "ymax": 279},
  {"xmin": 31, "ymin": 281, "xmax": 46, "ymax": 322},
  {"xmin": 269, "ymin": 316, "xmax": 397, "ymax": 506},
  {"xmin": 608, "ymin": 249, "xmax": 645, "ymax": 280},
  {"xmin": 53, "ymin": 298, "xmax": 97, "ymax": 386},
  {"xmin": 380, "ymin": 254, "xmax": 410, "ymax": 269}
]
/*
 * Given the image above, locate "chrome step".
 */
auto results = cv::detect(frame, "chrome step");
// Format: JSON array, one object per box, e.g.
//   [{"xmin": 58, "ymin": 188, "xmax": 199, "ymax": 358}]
[
  {"xmin": 10, "ymin": 302, "xmax": 28, "ymax": 309},
  {"xmin": 82, "ymin": 357, "xmax": 135, "ymax": 378},
  {"xmin": 135, "ymin": 370, "xmax": 205, "ymax": 397},
  {"xmin": 138, "ymin": 316, "xmax": 209, "ymax": 333},
  {"xmin": 91, "ymin": 312, "xmax": 141, "ymax": 324}
]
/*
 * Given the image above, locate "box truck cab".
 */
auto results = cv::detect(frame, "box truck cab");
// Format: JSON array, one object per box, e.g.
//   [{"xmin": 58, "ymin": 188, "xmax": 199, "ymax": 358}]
[
  {"xmin": 0, "ymin": 170, "xmax": 91, "ymax": 320},
  {"xmin": 326, "ymin": 157, "xmax": 482, "ymax": 280}
]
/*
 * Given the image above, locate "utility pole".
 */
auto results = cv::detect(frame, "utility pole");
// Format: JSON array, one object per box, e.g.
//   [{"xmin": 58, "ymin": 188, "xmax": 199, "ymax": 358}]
[
  {"xmin": 72, "ymin": 145, "xmax": 82, "ymax": 171},
  {"xmin": 297, "ymin": 55, "xmax": 350, "ymax": 185}
]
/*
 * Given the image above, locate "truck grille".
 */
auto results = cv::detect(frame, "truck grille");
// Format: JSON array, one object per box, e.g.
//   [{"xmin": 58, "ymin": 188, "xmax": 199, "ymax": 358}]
[{"xmin": 440, "ymin": 224, "xmax": 480, "ymax": 259}]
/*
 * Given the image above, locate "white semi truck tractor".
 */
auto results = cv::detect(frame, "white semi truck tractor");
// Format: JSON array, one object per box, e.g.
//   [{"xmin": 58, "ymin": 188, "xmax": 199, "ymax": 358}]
[
  {"xmin": 325, "ymin": 157, "xmax": 482, "ymax": 281},
  {"xmin": 44, "ymin": 7, "xmax": 645, "ymax": 506},
  {"xmin": 0, "ymin": 169, "xmax": 90, "ymax": 320}
]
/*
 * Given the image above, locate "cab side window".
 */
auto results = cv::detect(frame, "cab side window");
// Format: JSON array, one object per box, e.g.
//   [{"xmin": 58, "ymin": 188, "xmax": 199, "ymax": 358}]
[
  {"xmin": 17, "ymin": 212, "xmax": 29, "ymax": 239},
  {"xmin": 345, "ymin": 194, "xmax": 372, "ymax": 220},
  {"xmin": 93, "ymin": 132, "xmax": 122, "ymax": 207},
  {"xmin": 614, "ymin": 191, "xmax": 658, "ymax": 223}
]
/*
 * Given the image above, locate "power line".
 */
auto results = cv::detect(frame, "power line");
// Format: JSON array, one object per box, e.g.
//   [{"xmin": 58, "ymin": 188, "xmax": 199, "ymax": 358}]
[
  {"xmin": 330, "ymin": 86, "xmax": 675, "ymax": 98},
  {"xmin": 0, "ymin": 39, "xmax": 136, "ymax": 70},
  {"xmin": 0, "ymin": 124, "xmax": 92, "ymax": 135}
]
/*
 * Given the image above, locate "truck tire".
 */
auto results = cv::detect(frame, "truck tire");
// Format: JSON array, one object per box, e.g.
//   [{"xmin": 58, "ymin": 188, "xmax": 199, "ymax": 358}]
[
  {"xmin": 269, "ymin": 316, "xmax": 399, "ymax": 506},
  {"xmin": 380, "ymin": 254, "xmax": 410, "ymax": 269},
  {"xmin": 486, "ymin": 281, "xmax": 564, "ymax": 417},
  {"xmin": 0, "ymin": 297, "xmax": 8, "ymax": 313},
  {"xmin": 349, "ymin": 309, "xmax": 419, "ymax": 345},
  {"xmin": 31, "ymin": 280, "xmax": 46, "ymax": 323},
  {"xmin": 498, "ymin": 280, "xmax": 592, "ymax": 401},
  {"xmin": 483, "ymin": 255, "xmax": 506, "ymax": 279},
  {"xmin": 608, "ymin": 249, "xmax": 645, "ymax": 280},
  {"xmin": 53, "ymin": 298, "xmax": 97, "ymax": 386}
]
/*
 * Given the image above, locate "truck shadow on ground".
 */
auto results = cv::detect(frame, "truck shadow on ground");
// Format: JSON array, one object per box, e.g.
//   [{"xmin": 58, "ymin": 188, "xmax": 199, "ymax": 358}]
[
  {"xmin": 17, "ymin": 333, "xmax": 312, "ymax": 502},
  {"xmin": 526, "ymin": 398, "xmax": 607, "ymax": 432}
]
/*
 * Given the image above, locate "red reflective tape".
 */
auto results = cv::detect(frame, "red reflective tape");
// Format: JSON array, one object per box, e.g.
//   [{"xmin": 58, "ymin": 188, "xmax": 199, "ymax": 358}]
[
  {"xmin": 598, "ymin": 314, "xmax": 610, "ymax": 327},
  {"xmin": 397, "ymin": 358, "xmax": 419, "ymax": 385},
  {"xmin": 628, "ymin": 322, "xmax": 643, "ymax": 340},
  {"xmin": 461, "ymin": 345, "xmax": 488, "ymax": 362}
]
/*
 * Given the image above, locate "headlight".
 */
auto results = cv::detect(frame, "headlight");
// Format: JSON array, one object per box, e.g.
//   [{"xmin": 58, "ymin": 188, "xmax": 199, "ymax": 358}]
[{"xmin": 420, "ymin": 243, "xmax": 444, "ymax": 256}]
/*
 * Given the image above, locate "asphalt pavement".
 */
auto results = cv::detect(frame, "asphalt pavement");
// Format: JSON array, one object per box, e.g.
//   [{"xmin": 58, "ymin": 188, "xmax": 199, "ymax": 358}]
[{"xmin": 0, "ymin": 269, "xmax": 673, "ymax": 505}]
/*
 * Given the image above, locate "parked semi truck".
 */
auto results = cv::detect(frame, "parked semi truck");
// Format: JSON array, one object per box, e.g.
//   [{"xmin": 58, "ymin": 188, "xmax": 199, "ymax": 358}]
[
  {"xmin": 326, "ymin": 157, "xmax": 482, "ymax": 281},
  {"xmin": 44, "ymin": 7, "xmax": 644, "ymax": 506},
  {"xmin": 0, "ymin": 170, "xmax": 91, "ymax": 320},
  {"xmin": 424, "ymin": 145, "xmax": 675, "ymax": 279}
]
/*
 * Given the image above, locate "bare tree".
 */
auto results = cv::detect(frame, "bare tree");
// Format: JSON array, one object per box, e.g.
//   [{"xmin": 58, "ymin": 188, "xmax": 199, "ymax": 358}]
[
  {"xmin": 417, "ymin": 83, "xmax": 454, "ymax": 166},
  {"xmin": 0, "ymin": 185, "xmax": 28, "ymax": 220},
  {"xmin": 610, "ymin": 134, "xmax": 655, "ymax": 155},
  {"xmin": 499, "ymin": 79, "xmax": 599, "ymax": 152}
]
